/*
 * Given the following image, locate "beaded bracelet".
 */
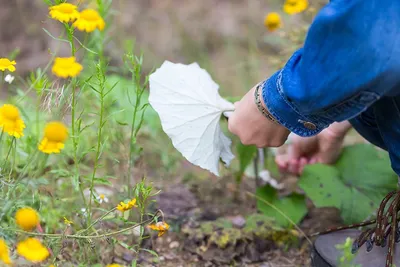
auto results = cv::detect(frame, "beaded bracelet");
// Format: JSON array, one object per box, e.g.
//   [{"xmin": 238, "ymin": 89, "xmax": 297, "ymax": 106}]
[{"xmin": 254, "ymin": 82, "xmax": 278, "ymax": 124}]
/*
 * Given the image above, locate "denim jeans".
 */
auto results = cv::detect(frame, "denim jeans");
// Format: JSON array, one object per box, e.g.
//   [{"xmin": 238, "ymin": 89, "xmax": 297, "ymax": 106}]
[{"xmin": 350, "ymin": 96, "xmax": 400, "ymax": 176}]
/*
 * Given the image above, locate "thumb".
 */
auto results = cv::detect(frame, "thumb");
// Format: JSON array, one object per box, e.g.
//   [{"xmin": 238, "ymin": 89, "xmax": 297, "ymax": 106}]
[{"xmin": 287, "ymin": 141, "xmax": 302, "ymax": 160}]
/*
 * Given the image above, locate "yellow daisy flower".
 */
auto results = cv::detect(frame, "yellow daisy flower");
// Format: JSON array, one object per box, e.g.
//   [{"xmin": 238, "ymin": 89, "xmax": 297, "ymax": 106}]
[
  {"xmin": 148, "ymin": 221, "xmax": 170, "ymax": 237},
  {"xmin": 116, "ymin": 198, "xmax": 138, "ymax": 212},
  {"xmin": 63, "ymin": 217, "xmax": 73, "ymax": 225},
  {"xmin": 52, "ymin": 57, "xmax": 83, "ymax": 79},
  {"xmin": 0, "ymin": 239, "xmax": 11, "ymax": 265},
  {"xmin": 17, "ymin": 238, "xmax": 49, "ymax": 263},
  {"xmin": 0, "ymin": 58, "xmax": 16, "ymax": 72},
  {"xmin": 49, "ymin": 3, "xmax": 80, "ymax": 23},
  {"xmin": 264, "ymin": 13, "xmax": 282, "ymax": 32},
  {"xmin": 15, "ymin": 207, "xmax": 40, "ymax": 231},
  {"xmin": 106, "ymin": 264, "xmax": 123, "ymax": 267},
  {"xmin": 0, "ymin": 104, "xmax": 26, "ymax": 138},
  {"xmin": 38, "ymin": 121, "xmax": 68, "ymax": 154},
  {"xmin": 283, "ymin": 0, "xmax": 309, "ymax": 15},
  {"xmin": 127, "ymin": 198, "xmax": 137, "ymax": 208},
  {"xmin": 73, "ymin": 9, "xmax": 105, "ymax": 33}
]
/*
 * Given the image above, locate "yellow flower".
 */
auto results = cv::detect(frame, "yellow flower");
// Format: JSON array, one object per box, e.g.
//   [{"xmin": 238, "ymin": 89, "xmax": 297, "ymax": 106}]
[
  {"xmin": 0, "ymin": 104, "xmax": 26, "ymax": 138},
  {"xmin": 17, "ymin": 238, "xmax": 49, "ymax": 263},
  {"xmin": 264, "ymin": 13, "xmax": 282, "ymax": 32},
  {"xmin": 283, "ymin": 0, "xmax": 309, "ymax": 15},
  {"xmin": 127, "ymin": 198, "xmax": 137, "ymax": 208},
  {"xmin": 49, "ymin": 3, "xmax": 80, "ymax": 23},
  {"xmin": 73, "ymin": 9, "xmax": 105, "ymax": 32},
  {"xmin": 0, "ymin": 239, "xmax": 11, "ymax": 265},
  {"xmin": 0, "ymin": 58, "xmax": 16, "ymax": 72},
  {"xmin": 15, "ymin": 207, "xmax": 40, "ymax": 231},
  {"xmin": 116, "ymin": 198, "xmax": 138, "ymax": 212},
  {"xmin": 63, "ymin": 217, "xmax": 73, "ymax": 225},
  {"xmin": 148, "ymin": 221, "xmax": 170, "ymax": 237},
  {"xmin": 38, "ymin": 121, "xmax": 68, "ymax": 154},
  {"xmin": 52, "ymin": 57, "xmax": 83, "ymax": 78},
  {"xmin": 106, "ymin": 264, "xmax": 123, "ymax": 267}
]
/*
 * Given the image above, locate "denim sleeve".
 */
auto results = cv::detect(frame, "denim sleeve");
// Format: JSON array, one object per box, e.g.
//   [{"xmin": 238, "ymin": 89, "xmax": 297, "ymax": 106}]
[{"xmin": 262, "ymin": 0, "xmax": 400, "ymax": 137}]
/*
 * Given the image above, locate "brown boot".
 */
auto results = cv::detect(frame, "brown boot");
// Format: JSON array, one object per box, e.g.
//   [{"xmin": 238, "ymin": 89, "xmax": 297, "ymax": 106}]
[{"xmin": 311, "ymin": 190, "xmax": 400, "ymax": 267}]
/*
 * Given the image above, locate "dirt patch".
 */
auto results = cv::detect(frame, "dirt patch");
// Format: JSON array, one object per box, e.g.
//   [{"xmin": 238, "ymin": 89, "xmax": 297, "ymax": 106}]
[{"xmin": 126, "ymin": 174, "xmax": 344, "ymax": 267}]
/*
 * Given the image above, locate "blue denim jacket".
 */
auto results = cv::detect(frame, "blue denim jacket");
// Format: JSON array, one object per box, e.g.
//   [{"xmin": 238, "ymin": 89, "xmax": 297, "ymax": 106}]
[{"xmin": 261, "ymin": 0, "xmax": 400, "ymax": 174}]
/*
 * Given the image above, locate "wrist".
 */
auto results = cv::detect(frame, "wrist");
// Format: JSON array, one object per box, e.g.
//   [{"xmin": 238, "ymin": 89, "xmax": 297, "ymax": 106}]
[
  {"xmin": 254, "ymin": 82, "xmax": 278, "ymax": 123},
  {"xmin": 323, "ymin": 121, "xmax": 352, "ymax": 140}
]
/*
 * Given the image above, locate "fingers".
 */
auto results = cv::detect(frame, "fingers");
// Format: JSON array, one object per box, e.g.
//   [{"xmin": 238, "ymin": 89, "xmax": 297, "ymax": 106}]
[
  {"xmin": 275, "ymin": 154, "xmax": 289, "ymax": 172},
  {"xmin": 288, "ymin": 158, "xmax": 299, "ymax": 174},
  {"xmin": 276, "ymin": 154, "xmax": 319, "ymax": 176},
  {"xmin": 297, "ymin": 157, "xmax": 308, "ymax": 174}
]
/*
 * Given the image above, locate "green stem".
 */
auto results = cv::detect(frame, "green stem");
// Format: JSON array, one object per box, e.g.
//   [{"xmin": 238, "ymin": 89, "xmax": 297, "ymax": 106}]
[
  {"xmin": 65, "ymin": 24, "xmax": 76, "ymax": 56},
  {"xmin": 7, "ymin": 138, "xmax": 17, "ymax": 181},
  {"xmin": 127, "ymin": 98, "xmax": 139, "ymax": 197},
  {"xmin": 7, "ymin": 210, "xmax": 161, "ymax": 239},
  {"xmin": 77, "ymin": 207, "xmax": 116, "ymax": 235},
  {"xmin": 36, "ymin": 96, "xmax": 40, "ymax": 142},
  {"xmin": 35, "ymin": 153, "xmax": 49, "ymax": 177},
  {"xmin": 71, "ymin": 81, "xmax": 87, "ymax": 208},
  {"xmin": 1, "ymin": 72, "xmax": 5, "ymax": 93},
  {"xmin": 88, "ymin": 81, "xmax": 105, "ymax": 223},
  {"xmin": 1, "ymin": 151, "xmax": 39, "ymax": 219},
  {"xmin": 0, "ymin": 131, "xmax": 4, "ymax": 157},
  {"xmin": 2, "ymin": 137, "xmax": 15, "ymax": 171},
  {"xmin": 65, "ymin": 21, "xmax": 87, "ymax": 213}
]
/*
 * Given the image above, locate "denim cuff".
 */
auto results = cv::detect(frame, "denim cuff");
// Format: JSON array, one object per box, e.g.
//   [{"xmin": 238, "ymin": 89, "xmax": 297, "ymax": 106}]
[{"xmin": 262, "ymin": 70, "xmax": 327, "ymax": 137}]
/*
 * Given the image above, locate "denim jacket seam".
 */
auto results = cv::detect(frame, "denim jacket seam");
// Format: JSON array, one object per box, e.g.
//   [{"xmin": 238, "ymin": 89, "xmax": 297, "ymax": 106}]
[
  {"xmin": 275, "ymin": 71, "xmax": 303, "ymax": 116},
  {"xmin": 312, "ymin": 90, "xmax": 380, "ymax": 117},
  {"xmin": 274, "ymin": 71, "xmax": 328, "ymax": 129},
  {"xmin": 263, "ymin": 73, "xmax": 324, "ymax": 137}
]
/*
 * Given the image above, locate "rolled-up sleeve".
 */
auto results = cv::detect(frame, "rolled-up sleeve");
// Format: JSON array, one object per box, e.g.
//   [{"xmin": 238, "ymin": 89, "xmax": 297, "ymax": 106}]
[{"xmin": 262, "ymin": 0, "xmax": 400, "ymax": 137}]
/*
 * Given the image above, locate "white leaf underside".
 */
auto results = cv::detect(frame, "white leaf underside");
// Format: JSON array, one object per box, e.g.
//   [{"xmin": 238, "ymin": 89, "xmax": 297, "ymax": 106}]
[{"xmin": 149, "ymin": 61, "xmax": 235, "ymax": 176}]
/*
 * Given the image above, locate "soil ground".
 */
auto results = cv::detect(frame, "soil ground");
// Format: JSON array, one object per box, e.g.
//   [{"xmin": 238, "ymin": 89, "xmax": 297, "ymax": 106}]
[{"xmin": 1, "ymin": 1, "xmax": 360, "ymax": 266}]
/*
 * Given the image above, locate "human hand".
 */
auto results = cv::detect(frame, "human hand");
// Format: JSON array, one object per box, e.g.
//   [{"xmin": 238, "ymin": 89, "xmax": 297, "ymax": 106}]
[
  {"xmin": 228, "ymin": 85, "xmax": 290, "ymax": 148},
  {"xmin": 275, "ymin": 121, "xmax": 352, "ymax": 175}
]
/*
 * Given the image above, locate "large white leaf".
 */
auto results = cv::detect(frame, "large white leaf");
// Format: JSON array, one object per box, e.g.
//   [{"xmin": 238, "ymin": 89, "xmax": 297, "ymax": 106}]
[{"xmin": 149, "ymin": 61, "xmax": 235, "ymax": 176}]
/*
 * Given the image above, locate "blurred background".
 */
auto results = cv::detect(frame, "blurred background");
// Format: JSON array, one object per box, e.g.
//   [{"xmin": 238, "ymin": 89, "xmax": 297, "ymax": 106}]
[
  {"xmin": 0, "ymin": 0, "xmax": 321, "ymax": 98},
  {"xmin": 6, "ymin": 1, "xmax": 381, "ymax": 266}
]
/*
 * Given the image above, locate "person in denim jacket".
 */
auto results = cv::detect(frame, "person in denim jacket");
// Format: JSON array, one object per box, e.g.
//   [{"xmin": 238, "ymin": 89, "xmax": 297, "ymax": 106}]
[{"xmin": 228, "ymin": 0, "xmax": 400, "ymax": 266}]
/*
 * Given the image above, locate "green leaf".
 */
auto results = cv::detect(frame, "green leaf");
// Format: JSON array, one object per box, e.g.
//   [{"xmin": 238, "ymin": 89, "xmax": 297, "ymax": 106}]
[
  {"xmin": 141, "ymin": 248, "xmax": 159, "ymax": 258},
  {"xmin": 336, "ymin": 144, "xmax": 397, "ymax": 193},
  {"xmin": 236, "ymin": 143, "xmax": 257, "ymax": 182},
  {"xmin": 93, "ymin": 177, "xmax": 112, "ymax": 186},
  {"xmin": 256, "ymin": 185, "xmax": 307, "ymax": 228},
  {"xmin": 298, "ymin": 144, "xmax": 397, "ymax": 224},
  {"xmin": 105, "ymin": 75, "xmax": 162, "ymax": 136}
]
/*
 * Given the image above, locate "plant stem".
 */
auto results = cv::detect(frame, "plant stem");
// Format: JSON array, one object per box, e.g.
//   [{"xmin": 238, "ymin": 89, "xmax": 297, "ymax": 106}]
[
  {"xmin": 0, "ymin": 131, "xmax": 4, "ymax": 157},
  {"xmin": 8, "ymin": 138, "xmax": 17, "ymax": 181},
  {"xmin": 1, "ymin": 72, "xmax": 4, "ymax": 94},
  {"xmin": 88, "ymin": 71, "xmax": 106, "ymax": 224},
  {"xmin": 65, "ymin": 24, "xmax": 76, "ymax": 56},
  {"xmin": 77, "ymin": 207, "xmax": 116, "ymax": 235},
  {"xmin": 127, "ymin": 96, "xmax": 139, "ymax": 197},
  {"xmin": 5, "ymin": 210, "xmax": 161, "ymax": 240},
  {"xmin": 70, "ymin": 81, "xmax": 87, "ymax": 208},
  {"xmin": 246, "ymin": 191, "xmax": 313, "ymax": 245},
  {"xmin": 2, "ymin": 137, "xmax": 15, "ymax": 172}
]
